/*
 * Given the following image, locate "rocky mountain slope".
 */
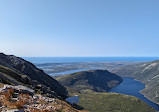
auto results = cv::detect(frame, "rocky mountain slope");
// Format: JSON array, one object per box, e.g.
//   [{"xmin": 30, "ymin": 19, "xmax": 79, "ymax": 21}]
[
  {"xmin": 0, "ymin": 53, "xmax": 67, "ymax": 99},
  {"xmin": 113, "ymin": 60, "xmax": 159, "ymax": 104},
  {"xmin": 56, "ymin": 70, "xmax": 123, "ymax": 95}
]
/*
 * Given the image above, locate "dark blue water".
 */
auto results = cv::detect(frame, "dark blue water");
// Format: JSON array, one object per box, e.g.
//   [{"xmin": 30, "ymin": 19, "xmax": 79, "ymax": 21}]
[
  {"xmin": 66, "ymin": 96, "xmax": 79, "ymax": 104},
  {"xmin": 24, "ymin": 57, "xmax": 159, "ymax": 64},
  {"xmin": 109, "ymin": 77, "xmax": 159, "ymax": 110}
]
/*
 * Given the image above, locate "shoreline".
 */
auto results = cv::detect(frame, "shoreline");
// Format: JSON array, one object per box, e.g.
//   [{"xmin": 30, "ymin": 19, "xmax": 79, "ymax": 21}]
[
  {"xmin": 140, "ymin": 86, "xmax": 159, "ymax": 105},
  {"xmin": 44, "ymin": 66, "xmax": 159, "ymax": 110},
  {"xmin": 111, "ymin": 77, "xmax": 159, "ymax": 110},
  {"xmin": 133, "ymin": 78, "xmax": 159, "ymax": 105}
]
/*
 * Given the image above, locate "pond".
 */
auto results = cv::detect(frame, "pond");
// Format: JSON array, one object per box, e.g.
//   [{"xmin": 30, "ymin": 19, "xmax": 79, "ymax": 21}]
[{"xmin": 66, "ymin": 96, "xmax": 79, "ymax": 104}]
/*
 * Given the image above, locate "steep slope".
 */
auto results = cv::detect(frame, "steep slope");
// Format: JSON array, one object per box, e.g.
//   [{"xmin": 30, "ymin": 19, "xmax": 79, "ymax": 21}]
[
  {"xmin": 0, "ymin": 53, "xmax": 67, "ymax": 99},
  {"xmin": 57, "ymin": 70, "xmax": 123, "ymax": 95},
  {"xmin": 79, "ymin": 92, "xmax": 156, "ymax": 112},
  {"xmin": 114, "ymin": 60, "xmax": 159, "ymax": 104}
]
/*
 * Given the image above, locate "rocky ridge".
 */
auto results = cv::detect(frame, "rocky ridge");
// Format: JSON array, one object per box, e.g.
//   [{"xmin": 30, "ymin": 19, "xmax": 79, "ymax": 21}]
[{"xmin": 0, "ymin": 53, "xmax": 67, "ymax": 99}]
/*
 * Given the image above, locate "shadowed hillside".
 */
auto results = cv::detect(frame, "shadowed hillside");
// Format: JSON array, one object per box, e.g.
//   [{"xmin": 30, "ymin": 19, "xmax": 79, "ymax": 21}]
[
  {"xmin": 57, "ymin": 70, "xmax": 123, "ymax": 96},
  {"xmin": 0, "ymin": 53, "xmax": 67, "ymax": 99}
]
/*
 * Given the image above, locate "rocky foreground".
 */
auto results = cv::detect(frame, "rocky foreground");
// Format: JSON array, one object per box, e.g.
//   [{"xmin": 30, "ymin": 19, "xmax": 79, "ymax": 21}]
[{"xmin": 0, "ymin": 84, "xmax": 88, "ymax": 112}]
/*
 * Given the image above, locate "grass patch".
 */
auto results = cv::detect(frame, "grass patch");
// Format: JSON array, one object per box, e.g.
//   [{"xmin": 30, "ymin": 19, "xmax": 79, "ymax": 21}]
[{"xmin": 79, "ymin": 92, "xmax": 156, "ymax": 112}]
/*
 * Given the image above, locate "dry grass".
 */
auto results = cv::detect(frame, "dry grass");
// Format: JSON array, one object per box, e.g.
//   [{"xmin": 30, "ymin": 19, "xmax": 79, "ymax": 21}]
[
  {"xmin": 1, "ymin": 88, "xmax": 27, "ymax": 109},
  {"xmin": 0, "ymin": 88, "xmax": 88, "ymax": 112},
  {"xmin": 3, "ymin": 100, "xmax": 26, "ymax": 109},
  {"xmin": 0, "ymin": 83, "xmax": 4, "ymax": 88},
  {"xmin": 19, "ymin": 93, "xmax": 30, "ymax": 100}
]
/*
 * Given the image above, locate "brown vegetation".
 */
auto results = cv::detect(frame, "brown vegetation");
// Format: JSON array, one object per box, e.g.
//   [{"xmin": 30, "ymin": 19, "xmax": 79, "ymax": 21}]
[
  {"xmin": 30, "ymin": 108, "xmax": 52, "ymax": 112},
  {"xmin": 0, "ymin": 87, "xmax": 88, "ymax": 112},
  {"xmin": 1, "ymin": 88, "xmax": 27, "ymax": 109}
]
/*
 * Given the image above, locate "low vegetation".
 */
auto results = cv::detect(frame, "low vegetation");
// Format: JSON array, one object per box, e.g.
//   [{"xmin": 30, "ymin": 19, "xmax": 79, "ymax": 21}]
[
  {"xmin": 0, "ymin": 88, "xmax": 28, "ymax": 110},
  {"xmin": 78, "ymin": 92, "xmax": 156, "ymax": 112}
]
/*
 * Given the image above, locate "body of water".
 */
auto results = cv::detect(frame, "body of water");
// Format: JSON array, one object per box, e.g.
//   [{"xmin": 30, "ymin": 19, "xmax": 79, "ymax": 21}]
[
  {"xmin": 48, "ymin": 69, "xmax": 93, "ymax": 76},
  {"xmin": 24, "ymin": 57, "xmax": 159, "ymax": 64},
  {"xmin": 66, "ymin": 78, "xmax": 159, "ymax": 110},
  {"xmin": 109, "ymin": 77, "xmax": 159, "ymax": 110},
  {"xmin": 66, "ymin": 96, "xmax": 79, "ymax": 104}
]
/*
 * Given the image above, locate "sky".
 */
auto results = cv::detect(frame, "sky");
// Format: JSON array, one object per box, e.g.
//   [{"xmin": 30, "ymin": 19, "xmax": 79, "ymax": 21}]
[{"xmin": 0, "ymin": 0, "xmax": 159, "ymax": 57}]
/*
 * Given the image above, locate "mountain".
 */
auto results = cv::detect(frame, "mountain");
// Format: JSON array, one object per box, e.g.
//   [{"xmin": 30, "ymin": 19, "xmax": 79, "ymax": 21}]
[
  {"xmin": 56, "ymin": 70, "xmax": 123, "ymax": 95},
  {"xmin": 113, "ymin": 60, "xmax": 159, "ymax": 104},
  {"xmin": 0, "ymin": 53, "xmax": 67, "ymax": 99},
  {"xmin": 78, "ymin": 92, "xmax": 156, "ymax": 112},
  {"xmin": 0, "ymin": 53, "xmax": 156, "ymax": 111}
]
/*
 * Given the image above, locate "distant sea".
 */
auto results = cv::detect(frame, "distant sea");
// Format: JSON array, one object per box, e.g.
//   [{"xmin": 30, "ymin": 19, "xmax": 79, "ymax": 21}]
[{"xmin": 24, "ymin": 57, "xmax": 159, "ymax": 64}]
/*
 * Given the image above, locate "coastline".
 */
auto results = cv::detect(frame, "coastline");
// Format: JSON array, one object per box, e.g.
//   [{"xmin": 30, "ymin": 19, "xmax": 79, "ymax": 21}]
[
  {"xmin": 133, "ymin": 78, "xmax": 159, "ymax": 106},
  {"xmin": 133, "ymin": 78, "xmax": 159, "ymax": 105},
  {"xmin": 130, "ymin": 77, "xmax": 159, "ymax": 105},
  {"xmin": 140, "ymin": 87, "xmax": 159, "ymax": 105},
  {"xmin": 110, "ymin": 77, "xmax": 159, "ymax": 110}
]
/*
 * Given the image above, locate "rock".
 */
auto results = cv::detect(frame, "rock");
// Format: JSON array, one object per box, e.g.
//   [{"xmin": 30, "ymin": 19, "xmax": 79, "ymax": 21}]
[
  {"xmin": 6, "ymin": 109, "xmax": 24, "ymax": 112},
  {"xmin": 1, "ymin": 84, "xmax": 34, "ymax": 94},
  {"xmin": 14, "ymin": 85, "xmax": 34, "ymax": 93}
]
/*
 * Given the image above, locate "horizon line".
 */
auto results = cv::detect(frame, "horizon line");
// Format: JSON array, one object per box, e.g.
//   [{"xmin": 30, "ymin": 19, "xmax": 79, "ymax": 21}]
[{"xmin": 22, "ymin": 56, "xmax": 159, "ymax": 58}]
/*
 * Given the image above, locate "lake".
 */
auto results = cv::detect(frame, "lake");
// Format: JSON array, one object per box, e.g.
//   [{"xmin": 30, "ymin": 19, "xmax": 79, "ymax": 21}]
[
  {"xmin": 48, "ymin": 68, "xmax": 93, "ymax": 76},
  {"xmin": 66, "ymin": 77, "xmax": 159, "ymax": 110},
  {"xmin": 109, "ymin": 77, "xmax": 159, "ymax": 111}
]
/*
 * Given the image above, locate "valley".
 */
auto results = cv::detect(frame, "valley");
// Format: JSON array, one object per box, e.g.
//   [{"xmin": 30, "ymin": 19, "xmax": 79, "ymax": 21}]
[
  {"xmin": 0, "ymin": 54, "xmax": 158, "ymax": 112},
  {"xmin": 34, "ymin": 59, "xmax": 159, "ymax": 111},
  {"xmin": 113, "ymin": 60, "xmax": 159, "ymax": 105}
]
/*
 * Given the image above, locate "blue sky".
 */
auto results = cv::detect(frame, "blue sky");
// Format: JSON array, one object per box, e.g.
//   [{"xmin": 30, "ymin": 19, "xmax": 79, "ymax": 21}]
[{"xmin": 0, "ymin": 0, "xmax": 159, "ymax": 57}]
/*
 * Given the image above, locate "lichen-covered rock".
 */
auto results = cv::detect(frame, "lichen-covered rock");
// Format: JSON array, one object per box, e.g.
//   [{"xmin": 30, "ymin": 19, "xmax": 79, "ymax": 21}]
[{"xmin": 6, "ymin": 109, "xmax": 24, "ymax": 112}]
